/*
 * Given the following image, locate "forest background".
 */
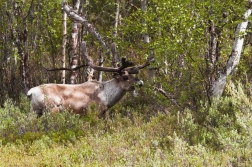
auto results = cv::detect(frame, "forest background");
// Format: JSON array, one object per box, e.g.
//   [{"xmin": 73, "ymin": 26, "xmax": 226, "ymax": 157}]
[{"xmin": 1, "ymin": 0, "xmax": 252, "ymax": 166}]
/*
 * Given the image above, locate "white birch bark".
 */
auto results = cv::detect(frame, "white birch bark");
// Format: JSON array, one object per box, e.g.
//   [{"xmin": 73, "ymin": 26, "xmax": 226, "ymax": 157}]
[
  {"xmin": 62, "ymin": 10, "xmax": 67, "ymax": 84},
  {"xmin": 141, "ymin": 0, "xmax": 154, "ymax": 84},
  {"xmin": 81, "ymin": 41, "xmax": 94, "ymax": 81},
  {"xmin": 97, "ymin": 49, "xmax": 103, "ymax": 82},
  {"xmin": 111, "ymin": 42, "xmax": 118, "ymax": 68},
  {"xmin": 62, "ymin": 3, "xmax": 110, "ymax": 56},
  {"xmin": 70, "ymin": 0, "xmax": 80, "ymax": 84},
  {"xmin": 210, "ymin": 9, "xmax": 252, "ymax": 98},
  {"xmin": 113, "ymin": 0, "xmax": 120, "ymax": 37},
  {"xmin": 141, "ymin": 0, "xmax": 150, "ymax": 43}
]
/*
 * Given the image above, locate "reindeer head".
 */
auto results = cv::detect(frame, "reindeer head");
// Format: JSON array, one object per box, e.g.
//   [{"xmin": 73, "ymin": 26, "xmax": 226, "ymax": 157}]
[{"xmin": 113, "ymin": 71, "xmax": 144, "ymax": 91}]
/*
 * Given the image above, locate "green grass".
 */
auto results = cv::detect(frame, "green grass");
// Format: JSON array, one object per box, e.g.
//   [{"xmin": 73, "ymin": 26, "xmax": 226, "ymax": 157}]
[
  {"xmin": 0, "ymin": 82, "xmax": 252, "ymax": 166},
  {"xmin": 0, "ymin": 112, "xmax": 251, "ymax": 166}
]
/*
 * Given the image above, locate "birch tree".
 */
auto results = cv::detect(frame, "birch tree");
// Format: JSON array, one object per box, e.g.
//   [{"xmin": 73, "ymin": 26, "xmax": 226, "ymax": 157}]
[
  {"xmin": 7, "ymin": 1, "xmax": 31, "ymax": 94},
  {"xmin": 62, "ymin": 3, "xmax": 111, "ymax": 55},
  {"xmin": 210, "ymin": 8, "xmax": 252, "ymax": 98},
  {"xmin": 141, "ymin": 0, "xmax": 150, "ymax": 43},
  {"xmin": 113, "ymin": 0, "xmax": 120, "ymax": 37},
  {"xmin": 62, "ymin": 10, "xmax": 67, "ymax": 84},
  {"xmin": 70, "ymin": 0, "xmax": 80, "ymax": 84}
]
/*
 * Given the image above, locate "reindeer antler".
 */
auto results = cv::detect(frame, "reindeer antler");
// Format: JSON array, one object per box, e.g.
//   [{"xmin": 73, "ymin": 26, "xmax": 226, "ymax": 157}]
[
  {"xmin": 126, "ymin": 56, "xmax": 155, "ymax": 74},
  {"xmin": 87, "ymin": 57, "xmax": 135, "ymax": 73},
  {"xmin": 81, "ymin": 41, "xmax": 135, "ymax": 73},
  {"xmin": 44, "ymin": 42, "xmax": 154, "ymax": 74}
]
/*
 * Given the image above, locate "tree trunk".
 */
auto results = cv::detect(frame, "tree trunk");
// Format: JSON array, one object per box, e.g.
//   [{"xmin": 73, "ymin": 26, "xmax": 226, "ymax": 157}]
[
  {"xmin": 97, "ymin": 49, "xmax": 103, "ymax": 82},
  {"xmin": 210, "ymin": 9, "xmax": 252, "ymax": 98},
  {"xmin": 62, "ymin": 3, "xmax": 111, "ymax": 56},
  {"xmin": 17, "ymin": 26, "xmax": 30, "ymax": 94},
  {"xmin": 111, "ymin": 42, "xmax": 118, "ymax": 68},
  {"xmin": 9, "ymin": 1, "xmax": 31, "ymax": 94},
  {"xmin": 70, "ymin": 0, "xmax": 80, "ymax": 84},
  {"xmin": 204, "ymin": 20, "xmax": 221, "ymax": 103},
  {"xmin": 141, "ymin": 0, "xmax": 150, "ymax": 43},
  {"xmin": 113, "ymin": 0, "xmax": 120, "ymax": 37},
  {"xmin": 141, "ymin": 0, "xmax": 155, "ymax": 84},
  {"xmin": 62, "ymin": 10, "xmax": 67, "ymax": 84},
  {"xmin": 80, "ymin": 41, "xmax": 94, "ymax": 81}
]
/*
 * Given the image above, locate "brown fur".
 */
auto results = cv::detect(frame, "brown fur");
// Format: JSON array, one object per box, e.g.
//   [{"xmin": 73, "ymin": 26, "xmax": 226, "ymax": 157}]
[{"xmin": 27, "ymin": 74, "xmax": 143, "ymax": 117}]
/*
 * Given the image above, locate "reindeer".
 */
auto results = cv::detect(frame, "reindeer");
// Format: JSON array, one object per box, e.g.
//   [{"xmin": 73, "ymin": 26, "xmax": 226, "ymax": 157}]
[{"xmin": 27, "ymin": 56, "xmax": 154, "ymax": 117}]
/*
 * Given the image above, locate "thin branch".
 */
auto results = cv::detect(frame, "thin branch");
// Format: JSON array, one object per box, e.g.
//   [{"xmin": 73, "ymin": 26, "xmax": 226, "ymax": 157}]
[
  {"xmin": 80, "ymin": 41, "xmax": 94, "ymax": 81},
  {"xmin": 154, "ymin": 86, "xmax": 180, "ymax": 107},
  {"xmin": 23, "ymin": 0, "xmax": 34, "ymax": 21}
]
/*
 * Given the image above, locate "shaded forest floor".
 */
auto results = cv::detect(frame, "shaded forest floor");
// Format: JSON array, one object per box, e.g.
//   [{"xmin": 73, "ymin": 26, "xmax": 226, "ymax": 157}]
[{"xmin": 0, "ymin": 82, "xmax": 252, "ymax": 166}]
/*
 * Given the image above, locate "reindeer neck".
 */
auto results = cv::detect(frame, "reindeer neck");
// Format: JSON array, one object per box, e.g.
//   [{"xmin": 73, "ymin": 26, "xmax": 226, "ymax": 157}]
[{"xmin": 98, "ymin": 79, "xmax": 126, "ymax": 108}]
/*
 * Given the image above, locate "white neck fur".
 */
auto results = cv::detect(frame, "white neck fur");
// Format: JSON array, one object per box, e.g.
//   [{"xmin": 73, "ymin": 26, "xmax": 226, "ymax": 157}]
[{"xmin": 98, "ymin": 79, "xmax": 126, "ymax": 108}]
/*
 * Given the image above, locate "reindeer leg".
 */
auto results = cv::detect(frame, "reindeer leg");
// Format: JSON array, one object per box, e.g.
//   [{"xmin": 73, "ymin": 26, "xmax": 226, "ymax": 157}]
[
  {"xmin": 51, "ymin": 103, "xmax": 65, "ymax": 113},
  {"xmin": 98, "ymin": 108, "xmax": 107, "ymax": 118},
  {"xmin": 35, "ymin": 109, "xmax": 43, "ymax": 118}
]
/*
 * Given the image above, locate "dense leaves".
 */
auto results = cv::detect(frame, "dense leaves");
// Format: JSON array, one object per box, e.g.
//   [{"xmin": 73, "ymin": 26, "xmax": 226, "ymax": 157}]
[{"xmin": 0, "ymin": 0, "xmax": 251, "ymax": 109}]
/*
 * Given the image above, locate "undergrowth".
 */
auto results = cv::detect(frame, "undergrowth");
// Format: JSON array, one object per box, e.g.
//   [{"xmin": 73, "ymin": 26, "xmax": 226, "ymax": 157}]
[{"xmin": 0, "ymin": 81, "xmax": 252, "ymax": 166}]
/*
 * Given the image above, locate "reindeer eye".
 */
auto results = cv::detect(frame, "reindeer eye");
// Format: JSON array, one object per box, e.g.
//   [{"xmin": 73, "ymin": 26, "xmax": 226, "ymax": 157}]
[{"xmin": 122, "ymin": 75, "xmax": 128, "ymax": 80}]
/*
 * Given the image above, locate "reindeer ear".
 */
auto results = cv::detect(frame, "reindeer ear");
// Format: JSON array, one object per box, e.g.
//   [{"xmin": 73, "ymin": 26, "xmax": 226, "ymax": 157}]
[{"xmin": 113, "ymin": 73, "xmax": 120, "ymax": 80}]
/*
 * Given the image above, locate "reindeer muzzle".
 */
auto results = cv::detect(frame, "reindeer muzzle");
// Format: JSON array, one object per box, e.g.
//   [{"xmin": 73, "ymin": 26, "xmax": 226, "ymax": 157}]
[{"xmin": 136, "ymin": 80, "xmax": 144, "ymax": 87}]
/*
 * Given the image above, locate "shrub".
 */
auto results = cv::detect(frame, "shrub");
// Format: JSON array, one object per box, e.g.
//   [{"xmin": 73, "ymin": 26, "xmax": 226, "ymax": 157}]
[
  {"xmin": 1, "ymin": 81, "xmax": 252, "ymax": 166},
  {"xmin": 0, "ymin": 99, "xmax": 87, "ymax": 144}
]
